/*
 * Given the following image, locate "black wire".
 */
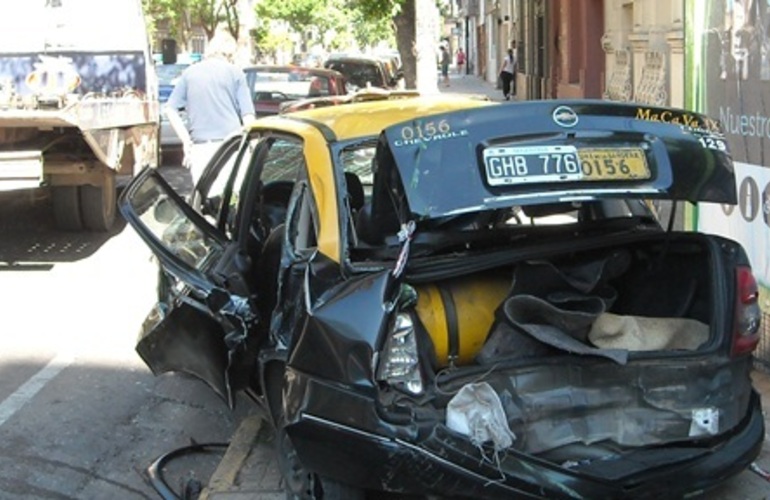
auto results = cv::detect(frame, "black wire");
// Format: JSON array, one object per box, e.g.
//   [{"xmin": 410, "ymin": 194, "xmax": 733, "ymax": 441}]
[{"xmin": 146, "ymin": 442, "xmax": 229, "ymax": 500}]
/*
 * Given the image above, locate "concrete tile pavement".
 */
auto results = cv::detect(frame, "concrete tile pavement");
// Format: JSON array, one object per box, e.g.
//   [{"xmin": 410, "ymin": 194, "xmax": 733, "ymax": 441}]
[{"xmin": 439, "ymin": 73, "xmax": 505, "ymax": 102}]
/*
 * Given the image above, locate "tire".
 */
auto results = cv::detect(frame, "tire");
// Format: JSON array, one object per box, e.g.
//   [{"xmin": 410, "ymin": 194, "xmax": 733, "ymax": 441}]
[
  {"xmin": 278, "ymin": 424, "xmax": 364, "ymax": 500},
  {"xmin": 269, "ymin": 364, "xmax": 365, "ymax": 500},
  {"xmin": 79, "ymin": 172, "xmax": 116, "ymax": 231},
  {"xmin": 52, "ymin": 185, "xmax": 83, "ymax": 231}
]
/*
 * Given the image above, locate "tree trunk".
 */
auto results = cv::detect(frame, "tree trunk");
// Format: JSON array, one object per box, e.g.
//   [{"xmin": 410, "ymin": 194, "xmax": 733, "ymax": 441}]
[
  {"xmin": 393, "ymin": 0, "xmax": 416, "ymax": 89},
  {"xmin": 393, "ymin": 0, "xmax": 440, "ymax": 93}
]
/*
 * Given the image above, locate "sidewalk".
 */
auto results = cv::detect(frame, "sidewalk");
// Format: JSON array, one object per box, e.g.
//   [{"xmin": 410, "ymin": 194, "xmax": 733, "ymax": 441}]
[{"xmin": 439, "ymin": 72, "xmax": 503, "ymax": 102}]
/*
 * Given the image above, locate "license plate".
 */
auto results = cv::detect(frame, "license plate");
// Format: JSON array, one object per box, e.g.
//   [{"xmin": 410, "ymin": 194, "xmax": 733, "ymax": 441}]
[{"xmin": 483, "ymin": 145, "xmax": 650, "ymax": 186}]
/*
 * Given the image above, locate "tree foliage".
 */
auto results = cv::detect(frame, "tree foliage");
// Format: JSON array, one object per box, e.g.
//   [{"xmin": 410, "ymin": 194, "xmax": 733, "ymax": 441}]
[
  {"xmin": 220, "ymin": 0, "xmax": 240, "ymax": 41},
  {"xmin": 253, "ymin": 0, "xmax": 396, "ymax": 56},
  {"xmin": 189, "ymin": 0, "xmax": 222, "ymax": 40},
  {"xmin": 144, "ymin": 0, "xmax": 442, "ymax": 89},
  {"xmin": 142, "ymin": 0, "xmax": 240, "ymax": 48},
  {"xmin": 255, "ymin": 0, "xmax": 326, "ymax": 37},
  {"xmin": 351, "ymin": 0, "xmax": 405, "ymax": 20}
]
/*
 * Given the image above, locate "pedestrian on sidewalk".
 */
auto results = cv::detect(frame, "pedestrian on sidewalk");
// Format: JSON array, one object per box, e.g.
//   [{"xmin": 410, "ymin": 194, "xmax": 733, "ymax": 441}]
[
  {"xmin": 440, "ymin": 45, "xmax": 451, "ymax": 87},
  {"xmin": 165, "ymin": 30, "xmax": 255, "ymax": 185},
  {"xmin": 498, "ymin": 46, "xmax": 517, "ymax": 100},
  {"xmin": 456, "ymin": 48, "xmax": 466, "ymax": 75}
]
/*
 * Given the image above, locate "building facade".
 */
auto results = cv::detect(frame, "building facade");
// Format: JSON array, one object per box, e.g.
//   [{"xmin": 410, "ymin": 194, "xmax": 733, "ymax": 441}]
[{"xmin": 451, "ymin": 0, "xmax": 683, "ymax": 106}]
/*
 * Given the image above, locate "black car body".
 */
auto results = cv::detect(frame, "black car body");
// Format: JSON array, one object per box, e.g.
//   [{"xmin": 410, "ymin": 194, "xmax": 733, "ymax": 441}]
[
  {"xmin": 119, "ymin": 96, "xmax": 764, "ymax": 499},
  {"xmin": 324, "ymin": 53, "xmax": 402, "ymax": 91}
]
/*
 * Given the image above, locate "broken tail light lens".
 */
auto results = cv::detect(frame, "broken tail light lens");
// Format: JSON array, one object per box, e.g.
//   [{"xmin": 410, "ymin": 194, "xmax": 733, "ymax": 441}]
[
  {"xmin": 732, "ymin": 266, "xmax": 761, "ymax": 357},
  {"xmin": 376, "ymin": 312, "xmax": 424, "ymax": 395}
]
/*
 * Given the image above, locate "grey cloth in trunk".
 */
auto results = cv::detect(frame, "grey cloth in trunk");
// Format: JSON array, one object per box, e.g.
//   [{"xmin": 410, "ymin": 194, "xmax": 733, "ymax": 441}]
[
  {"xmin": 478, "ymin": 294, "xmax": 629, "ymax": 365},
  {"xmin": 477, "ymin": 249, "xmax": 709, "ymax": 364}
]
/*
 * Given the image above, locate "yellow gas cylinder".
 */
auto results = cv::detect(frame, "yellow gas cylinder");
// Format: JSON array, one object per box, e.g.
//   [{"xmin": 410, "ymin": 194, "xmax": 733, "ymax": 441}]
[{"xmin": 413, "ymin": 274, "xmax": 511, "ymax": 367}]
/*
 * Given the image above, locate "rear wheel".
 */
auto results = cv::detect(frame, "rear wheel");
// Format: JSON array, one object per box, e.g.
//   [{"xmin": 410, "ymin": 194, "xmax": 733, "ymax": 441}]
[
  {"xmin": 277, "ymin": 426, "xmax": 365, "ymax": 500},
  {"xmin": 79, "ymin": 172, "xmax": 116, "ymax": 231},
  {"xmin": 267, "ymin": 364, "xmax": 364, "ymax": 500},
  {"xmin": 52, "ymin": 185, "xmax": 83, "ymax": 231}
]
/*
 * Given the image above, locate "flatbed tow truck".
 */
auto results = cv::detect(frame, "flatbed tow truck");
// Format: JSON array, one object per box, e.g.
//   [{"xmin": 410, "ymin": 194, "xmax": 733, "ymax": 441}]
[{"xmin": 0, "ymin": 0, "xmax": 158, "ymax": 231}]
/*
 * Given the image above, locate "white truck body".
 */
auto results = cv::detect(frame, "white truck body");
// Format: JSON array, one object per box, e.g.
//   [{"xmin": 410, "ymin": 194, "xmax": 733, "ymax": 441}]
[{"xmin": 0, "ymin": 0, "xmax": 159, "ymax": 231}]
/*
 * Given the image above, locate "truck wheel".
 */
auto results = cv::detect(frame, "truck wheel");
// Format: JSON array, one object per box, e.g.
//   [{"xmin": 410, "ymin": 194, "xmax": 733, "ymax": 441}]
[
  {"xmin": 52, "ymin": 186, "xmax": 83, "ymax": 231},
  {"xmin": 80, "ymin": 173, "xmax": 116, "ymax": 231}
]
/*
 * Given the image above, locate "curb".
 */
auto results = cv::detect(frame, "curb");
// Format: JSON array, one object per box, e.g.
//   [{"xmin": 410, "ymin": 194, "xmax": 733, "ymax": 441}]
[{"xmin": 198, "ymin": 415, "xmax": 266, "ymax": 500}]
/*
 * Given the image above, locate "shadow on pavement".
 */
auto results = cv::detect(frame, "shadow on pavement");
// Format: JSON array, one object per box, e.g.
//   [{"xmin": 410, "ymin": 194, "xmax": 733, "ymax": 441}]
[
  {"xmin": 0, "ymin": 189, "xmax": 128, "ymax": 267},
  {"xmin": 0, "ymin": 166, "xmax": 193, "ymax": 268}
]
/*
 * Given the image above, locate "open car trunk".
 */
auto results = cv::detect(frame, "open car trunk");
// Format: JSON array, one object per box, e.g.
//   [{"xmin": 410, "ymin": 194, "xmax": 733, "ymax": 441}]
[
  {"xmin": 390, "ymin": 230, "xmax": 754, "ymax": 477},
  {"xmin": 358, "ymin": 101, "xmax": 761, "ymax": 482}
]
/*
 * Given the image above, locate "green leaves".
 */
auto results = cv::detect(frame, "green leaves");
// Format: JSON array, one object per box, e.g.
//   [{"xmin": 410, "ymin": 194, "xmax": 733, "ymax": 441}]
[
  {"xmin": 255, "ymin": 0, "xmax": 322, "ymax": 35},
  {"xmin": 143, "ymin": 0, "xmax": 238, "ymax": 46},
  {"xmin": 143, "ymin": 0, "xmax": 410, "ymax": 60}
]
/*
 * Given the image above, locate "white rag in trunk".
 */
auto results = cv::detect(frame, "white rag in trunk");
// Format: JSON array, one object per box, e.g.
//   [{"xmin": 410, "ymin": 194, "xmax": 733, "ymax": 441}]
[{"xmin": 446, "ymin": 382, "xmax": 516, "ymax": 451}]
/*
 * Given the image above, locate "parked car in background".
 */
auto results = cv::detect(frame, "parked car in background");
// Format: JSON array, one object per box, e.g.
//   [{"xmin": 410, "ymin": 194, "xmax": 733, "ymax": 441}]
[
  {"xmin": 279, "ymin": 87, "xmax": 421, "ymax": 114},
  {"xmin": 376, "ymin": 49, "xmax": 402, "ymax": 74},
  {"xmin": 324, "ymin": 53, "xmax": 402, "ymax": 91},
  {"xmin": 157, "ymin": 63, "xmax": 188, "ymax": 104},
  {"xmin": 377, "ymin": 53, "xmax": 404, "ymax": 89},
  {"xmin": 242, "ymin": 65, "xmax": 347, "ymax": 117},
  {"xmin": 119, "ymin": 96, "xmax": 764, "ymax": 499},
  {"xmin": 156, "ymin": 62, "xmax": 190, "ymax": 156}
]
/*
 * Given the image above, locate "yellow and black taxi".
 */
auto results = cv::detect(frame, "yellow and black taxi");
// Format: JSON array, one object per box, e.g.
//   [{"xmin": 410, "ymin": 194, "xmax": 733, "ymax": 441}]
[{"xmin": 119, "ymin": 95, "xmax": 764, "ymax": 499}]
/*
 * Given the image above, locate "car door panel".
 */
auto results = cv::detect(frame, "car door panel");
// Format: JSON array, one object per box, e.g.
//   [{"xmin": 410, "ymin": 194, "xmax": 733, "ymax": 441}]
[
  {"xmin": 119, "ymin": 165, "xmax": 256, "ymax": 407},
  {"xmin": 137, "ymin": 297, "xmax": 231, "ymax": 403}
]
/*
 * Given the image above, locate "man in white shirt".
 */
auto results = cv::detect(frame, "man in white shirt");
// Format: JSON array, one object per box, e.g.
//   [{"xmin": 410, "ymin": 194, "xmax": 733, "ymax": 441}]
[{"xmin": 165, "ymin": 31, "xmax": 255, "ymax": 185}]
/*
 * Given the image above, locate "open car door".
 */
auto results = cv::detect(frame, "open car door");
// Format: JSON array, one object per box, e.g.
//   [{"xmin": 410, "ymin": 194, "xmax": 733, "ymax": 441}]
[{"xmin": 118, "ymin": 165, "xmax": 257, "ymax": 408}]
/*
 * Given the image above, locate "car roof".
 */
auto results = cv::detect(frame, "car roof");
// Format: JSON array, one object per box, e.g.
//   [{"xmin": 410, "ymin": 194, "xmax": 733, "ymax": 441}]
[
  {"xmin": 324, "ymin": 54, "xmax": 390, "ymax": 67},
  {"xmin": 252, "ymin": 93, "xmax": 495, "ymax": 141},
  {"xmin": 242, "ymin": 65, "xmax": 344, "ymax": 78}
]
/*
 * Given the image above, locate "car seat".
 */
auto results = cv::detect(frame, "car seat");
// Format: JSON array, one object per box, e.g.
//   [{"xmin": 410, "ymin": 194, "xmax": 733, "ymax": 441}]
[
  {"xmin": 256, "ymin": 223, "xmax": 285, "ymax": 318},
  {"xmin": 355, "ymin": 166, "xmax": 402, "ymax": 245},
  {"xmin": 344, "ymin": 172, "xmax": 365, "ymax": 213}
]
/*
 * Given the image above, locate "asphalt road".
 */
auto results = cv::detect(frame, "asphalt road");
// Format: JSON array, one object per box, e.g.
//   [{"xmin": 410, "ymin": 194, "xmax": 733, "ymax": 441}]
[{"xmin": 0, "ymin": 168, "xmax": 255, "ymax": 499}]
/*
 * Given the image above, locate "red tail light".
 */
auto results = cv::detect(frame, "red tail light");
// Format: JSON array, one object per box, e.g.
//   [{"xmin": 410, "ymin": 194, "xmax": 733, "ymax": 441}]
[{"xmin": 732, "ymin": 266, "xmax": 761, "ymax": 357}]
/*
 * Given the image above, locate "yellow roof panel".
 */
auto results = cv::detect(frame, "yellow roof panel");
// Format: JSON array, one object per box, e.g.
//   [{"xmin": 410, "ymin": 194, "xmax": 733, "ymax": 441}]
[{"xmin": 250, "ymin": 94, "xmax": 496, "ymax": 141}]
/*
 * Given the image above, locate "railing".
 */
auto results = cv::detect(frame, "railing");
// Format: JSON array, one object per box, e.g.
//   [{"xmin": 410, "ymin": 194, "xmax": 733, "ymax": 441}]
[
  {"xmin": 634, "ymin": 51, "xmax": 668, "ymax": 106},
  {"xmin": 603, "ymin": 50, "xmax": 632, "ymax": 102}
]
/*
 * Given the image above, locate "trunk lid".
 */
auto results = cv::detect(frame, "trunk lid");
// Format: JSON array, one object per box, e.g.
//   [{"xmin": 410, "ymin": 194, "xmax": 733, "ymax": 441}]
[{"xmin": 377, "ymin": 100, "xmax": 735, "ymax": 222}]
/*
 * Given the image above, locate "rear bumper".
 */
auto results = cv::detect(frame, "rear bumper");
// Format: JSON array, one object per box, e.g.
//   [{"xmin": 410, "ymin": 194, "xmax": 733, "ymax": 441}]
[{"xmin": 287, "ymin": 376, "xmax": 764, "ymax": 499}]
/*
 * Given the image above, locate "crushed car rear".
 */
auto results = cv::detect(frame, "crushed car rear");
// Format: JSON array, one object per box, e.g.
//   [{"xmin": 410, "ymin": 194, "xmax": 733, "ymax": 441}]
[{"xmin": 279, "ymin": 101, "xmax": 764, "ymax": 498}]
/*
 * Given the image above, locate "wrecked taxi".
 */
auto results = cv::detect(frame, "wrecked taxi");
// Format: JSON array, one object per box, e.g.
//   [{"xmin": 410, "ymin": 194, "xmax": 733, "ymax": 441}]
[{"xmin": 119, "ymin": 96, "xmax": 764, "ymax": 499}]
